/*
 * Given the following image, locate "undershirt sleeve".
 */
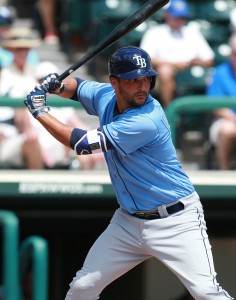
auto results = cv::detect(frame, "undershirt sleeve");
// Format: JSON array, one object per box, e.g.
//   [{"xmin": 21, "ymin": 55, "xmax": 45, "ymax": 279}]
[{"xmin": 69, "ymin": 77, "xmax": 85, "ymax": 101}]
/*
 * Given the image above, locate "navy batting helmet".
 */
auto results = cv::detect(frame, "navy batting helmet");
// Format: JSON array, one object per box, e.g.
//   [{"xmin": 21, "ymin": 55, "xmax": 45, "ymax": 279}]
[{"xmin": 108, "ymin": 46, "xmax": 158, "ymax": 90}]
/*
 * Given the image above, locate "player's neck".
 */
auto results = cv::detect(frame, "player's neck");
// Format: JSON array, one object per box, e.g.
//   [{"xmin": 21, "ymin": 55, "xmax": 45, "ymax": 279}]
[{"xmin": 114, "ymin": 102, "xmax": 121, "ymax": 116}]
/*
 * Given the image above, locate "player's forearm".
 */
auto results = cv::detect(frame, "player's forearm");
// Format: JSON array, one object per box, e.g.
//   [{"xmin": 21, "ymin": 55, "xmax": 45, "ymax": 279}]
[
  {"xmin": 37, "ymin": 113, "xmax": 73, "ymax": 148},
  {"xmin": 58, "ymin": 77, "xmax": 79, "ymax": 99}
]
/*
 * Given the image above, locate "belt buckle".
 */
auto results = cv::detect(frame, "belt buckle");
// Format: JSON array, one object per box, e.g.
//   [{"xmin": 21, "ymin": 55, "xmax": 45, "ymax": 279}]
[
  {"xmin": 135, "ymin": 211, "xmax": 146, "ymax": 217},
  {"xmin": 136, "ymin": 209, "xmax": 160, "ymax": 219}
]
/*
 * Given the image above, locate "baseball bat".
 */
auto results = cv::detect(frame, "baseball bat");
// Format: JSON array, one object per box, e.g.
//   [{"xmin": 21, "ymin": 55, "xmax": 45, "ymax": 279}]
[{"xmin": 58, "ymin": 0, "xmax": 169, "ymax": 81}]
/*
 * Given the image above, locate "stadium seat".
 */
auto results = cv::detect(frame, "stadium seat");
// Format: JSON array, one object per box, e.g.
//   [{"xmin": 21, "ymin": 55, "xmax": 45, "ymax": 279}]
[
  {"xmin": 188, "ymin": 20, "xmax": 231, "ymax": 46},
  {"xmin": 188, "ymin": 1, "xmax": 201, "ymax": 20},
  {"xmin": 67, "ymin": 0, "xmax": 90, "ymax": 33},
  {"xmin": 67, "ymin": 0, "xmax": 142, "ymax": 48},
  {"xmin": 175, "ymin": 66, "xmax": 214, "ymax": 161},
  {"xmin": 88, "ymin": 0, "xmax": 141, "ymax": 49},
  {"xmin": 175, "ymin": 66, "xmax": 213, "ymax": 96},
  {"xmin": 198, "ymin": 0, "xmax": 236, "ymax": 23},
  {"xmin": 89, "ymin": 0, "xmax": 140, "ymax": 23},
  {"xmin": 213, "ymin": 43, "xmax": 231, "ymax": 65}
]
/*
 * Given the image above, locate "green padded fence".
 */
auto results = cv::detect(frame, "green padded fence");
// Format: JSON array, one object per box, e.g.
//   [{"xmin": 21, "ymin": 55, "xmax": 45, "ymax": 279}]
[
  {"xmin": 0, "ymin": 210, "xmax": 48, "ymax": 300},
  {"xmin": 165, "ymin": 95, "xmax": 236, "ymax": 145},
  {"xmin": 2, "ymin": 95, "xmax": 236, "ymax": 143},
  {"xmin": 2, "ymin": 95, "xmax": 236, "ymax": 147},
  {"xmin": 20, "ymin": 236, "xmax": 49, "ymax": 300},
  {"xmin": 0, "ymin": 96, "xmax": 81, "ymax": 108},
  {"xmin": 0, "ymin": 210, "xmax": 20, "ymax": 300}
]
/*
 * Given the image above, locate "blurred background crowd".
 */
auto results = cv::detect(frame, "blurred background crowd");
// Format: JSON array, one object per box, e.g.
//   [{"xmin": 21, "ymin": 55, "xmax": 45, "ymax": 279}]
[{"xmin": 0, "ymin": 0, "xmax": 236, "ymax": 171}]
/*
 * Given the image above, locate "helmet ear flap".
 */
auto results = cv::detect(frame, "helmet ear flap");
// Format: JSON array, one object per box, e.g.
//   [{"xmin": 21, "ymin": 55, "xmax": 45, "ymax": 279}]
[{"xmin": 150, "ymin": 76, "xmax": 156, "ymax": 90}]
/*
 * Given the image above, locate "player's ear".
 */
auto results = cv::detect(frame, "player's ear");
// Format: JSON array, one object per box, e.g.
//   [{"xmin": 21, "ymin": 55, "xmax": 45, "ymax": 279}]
[{"xmin": 109, "ymin": 76, "xmax": 119, "ymax": 91}]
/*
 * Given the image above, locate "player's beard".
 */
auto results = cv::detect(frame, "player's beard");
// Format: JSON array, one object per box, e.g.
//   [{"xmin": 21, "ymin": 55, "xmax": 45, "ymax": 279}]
[{"xmin": 118, "ymin": 86, "xmax": 149, "ymax": 108}]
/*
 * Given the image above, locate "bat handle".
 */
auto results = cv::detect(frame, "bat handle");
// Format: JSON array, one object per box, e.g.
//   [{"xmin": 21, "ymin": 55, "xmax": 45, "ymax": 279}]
[{"xmin": 57, "ymin": 69, "xmax": 74, "ymax": 81}]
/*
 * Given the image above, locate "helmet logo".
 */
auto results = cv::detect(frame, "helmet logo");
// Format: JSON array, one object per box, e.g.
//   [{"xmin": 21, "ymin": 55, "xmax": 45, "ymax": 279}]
[{"xmin": 133, "ymin": 54, "xmax": 147, "ymax": 68}]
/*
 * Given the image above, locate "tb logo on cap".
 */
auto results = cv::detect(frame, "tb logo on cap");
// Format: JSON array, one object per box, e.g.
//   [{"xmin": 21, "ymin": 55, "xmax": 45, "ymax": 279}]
[{"xmin": 133, "ymin": 54, "xmax": 147, "ymax": 68}]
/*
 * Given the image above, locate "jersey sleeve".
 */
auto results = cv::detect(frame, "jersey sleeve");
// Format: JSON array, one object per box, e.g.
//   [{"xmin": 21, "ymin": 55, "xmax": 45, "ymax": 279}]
[
  {"xmin": 103, "ymin": 111, "xmax": 159, "ymax": 156},
  {"xmin": 77, "ymin": 80, "xmax": 113, "ymax": 116}
]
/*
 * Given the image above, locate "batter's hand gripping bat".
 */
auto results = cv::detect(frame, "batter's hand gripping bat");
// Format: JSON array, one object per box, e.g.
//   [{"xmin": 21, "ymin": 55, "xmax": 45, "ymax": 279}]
[{"xmin": 58, "ymin": 0, "xmax": 169, "ymax": 81}]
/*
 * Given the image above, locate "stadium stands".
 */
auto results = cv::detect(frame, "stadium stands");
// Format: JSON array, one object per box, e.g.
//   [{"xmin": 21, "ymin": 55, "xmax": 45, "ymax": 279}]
[
  {"xmin": 66, "ymin": 0, "xmax": 236, "ymax": 82},
  {"xmin": 175, "ymin": 66, "xmax": 214, "ymax": 97},
  {"xmin": 199, "ymin": 0, "xmax": 235, "ymax": 23},
  {"xmin": 4, "ymin": 0, "xmax": 236, "ymax": 169},
  {"xmin": 212, "ymin": 43, "xmax": 231, "ymax": 65}
]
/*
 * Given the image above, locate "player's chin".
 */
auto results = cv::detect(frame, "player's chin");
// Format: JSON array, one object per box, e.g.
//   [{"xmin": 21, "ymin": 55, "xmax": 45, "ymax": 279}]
[{"xmin": 134, "ymin": 94, "xmax": 148, "ymax": 106}]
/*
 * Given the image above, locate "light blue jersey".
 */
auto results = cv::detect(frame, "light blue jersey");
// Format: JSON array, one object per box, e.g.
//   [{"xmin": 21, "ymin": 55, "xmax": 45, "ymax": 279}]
[{"xmin": 77, "ymin": 80, "xmax": 195, "ymax": 213}]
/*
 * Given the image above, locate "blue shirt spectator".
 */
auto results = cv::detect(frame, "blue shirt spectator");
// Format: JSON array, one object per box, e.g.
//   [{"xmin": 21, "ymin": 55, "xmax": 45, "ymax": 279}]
[
  {"xmin": 0, "ymin": 6, "xmax": 40, "ymax": 67},
  {"xmin": 207, "ymin": 62, "xmax": 236, "ymax": 97},
  {"xmin": 0, "ymin": 47, "xmax": 40, "ymax": 67},
  {"xmin": 206, "ymin": 34, "xmax": 236, "ymax": 170}
]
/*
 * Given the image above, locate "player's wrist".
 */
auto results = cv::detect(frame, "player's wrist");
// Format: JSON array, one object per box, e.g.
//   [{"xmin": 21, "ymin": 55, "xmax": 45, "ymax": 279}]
[
  {"xmin": 32, "ymin": 106, "xmax": 51, "ymax": 119},
  {"xmin": 53, "ymin": 82, "xmax": 65, "ymax": 94},
  {"xmin": 40, "ymin": 73, "xmax": 65, "ymax": 94}
]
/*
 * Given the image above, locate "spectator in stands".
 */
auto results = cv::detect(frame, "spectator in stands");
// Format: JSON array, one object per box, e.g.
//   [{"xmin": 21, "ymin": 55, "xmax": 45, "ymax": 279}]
[
  {"xmin": 140, "ymin": 0, "xmax": 214, "ymax": 108},
  {"xmin": 0, "ymin": 26, "xmax": 44, "ymax": 169},
  {"xmin": 206, "ymin": 34, "xmax": 236, "ymax": 170},
  {"xmin": 0, "ymin": 103, "xmax": 43, "ymax": 169},
  {"xmin": 0, "ymin": 27, "xmax": 40, "ymax": 98},
  {"xmin": 33, "ymin": 61, "xmax": 106, "ymax": 169},
  {"xmin": 0, "ymin": 6, "xmax": 15, "ymax": 67},
  {"xmin": 0, "ymin": 27, "xmax": 41, "ymax": 95},
  {"xmin": 0, "ymin": 6, "xmax": 40, "ymax": 67},
  {"xmin": 38, "ymin": 0, "xmax": 59, "ymax": 44}
]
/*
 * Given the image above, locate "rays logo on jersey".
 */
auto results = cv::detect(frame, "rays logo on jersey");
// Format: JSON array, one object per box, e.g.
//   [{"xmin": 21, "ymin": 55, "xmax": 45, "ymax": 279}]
[
  {"xmin": 86, "ymin": 81, "xmax": 103, "ymax": 89},
  {"xmin": 133, "ymin": 54, "xmax": 147, "ymax": 68}
]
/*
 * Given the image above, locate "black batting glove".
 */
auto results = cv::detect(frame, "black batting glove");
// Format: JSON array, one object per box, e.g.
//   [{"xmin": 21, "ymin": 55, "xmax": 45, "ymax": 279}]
[{"xmin": 40, "ymin": 73, "xmax": 65, "ymax": 94}]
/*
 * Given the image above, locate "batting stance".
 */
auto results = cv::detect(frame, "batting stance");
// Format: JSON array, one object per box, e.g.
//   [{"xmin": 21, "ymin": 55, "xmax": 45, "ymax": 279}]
[{"xmin": 25, "ymin": 47, "xmax": 233, "ymax": 300}]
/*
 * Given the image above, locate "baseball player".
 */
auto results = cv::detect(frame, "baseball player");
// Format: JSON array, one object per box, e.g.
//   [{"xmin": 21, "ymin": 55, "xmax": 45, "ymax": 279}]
[{"xmin": 25, "ymin": 46, "xmax": 233, "ymax": 300}]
